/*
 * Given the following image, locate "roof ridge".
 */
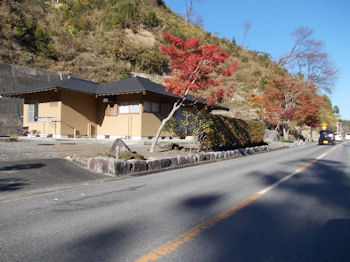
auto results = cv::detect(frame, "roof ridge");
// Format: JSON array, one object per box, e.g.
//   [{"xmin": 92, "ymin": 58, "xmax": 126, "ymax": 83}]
[{"xmin": 68, "ymin": 75, "xmax": 99, "ymax": 84}]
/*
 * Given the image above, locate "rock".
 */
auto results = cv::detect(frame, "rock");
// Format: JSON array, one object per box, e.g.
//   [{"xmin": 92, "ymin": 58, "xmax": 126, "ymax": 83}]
[{"xmin": 109, "ymin": 139, "xmax": 131, "ymax": 156}]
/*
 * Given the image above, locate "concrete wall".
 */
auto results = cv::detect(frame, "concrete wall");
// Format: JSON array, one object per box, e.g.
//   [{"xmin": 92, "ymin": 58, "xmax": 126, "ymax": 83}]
[
  {"xmin": 23, "ymin": 101, "xmax": 62, "ymax": 136},
  {"xmin": 96, "ymin": 94, "xmax": 142, "ymax": 138},
  {"xmin": 61, "ymin": 90, "xmax": 97, "ymax": 137},
  {"xmin": 0, "ymin": 63, "xmax": 66, "ymax": 136},
  {"xmin": 23, "ymin": 90, "xmax": 62, "ymax": 136}
]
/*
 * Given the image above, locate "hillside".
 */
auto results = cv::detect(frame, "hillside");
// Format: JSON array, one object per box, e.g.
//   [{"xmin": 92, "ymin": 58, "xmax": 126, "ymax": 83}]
[
  {"xmin": 0, "ymin": 0, "xmax": 279, "ymax": 119},
  {"xmin": 0, "ymin": 0, "xmax": 337, "ymax": 126}
]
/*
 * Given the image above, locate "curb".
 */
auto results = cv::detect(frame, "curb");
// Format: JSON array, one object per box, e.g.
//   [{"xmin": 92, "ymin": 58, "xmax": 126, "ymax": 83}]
[{"xmin": 66, "ymin": 145, "xmax": 270, "ymax": 177}]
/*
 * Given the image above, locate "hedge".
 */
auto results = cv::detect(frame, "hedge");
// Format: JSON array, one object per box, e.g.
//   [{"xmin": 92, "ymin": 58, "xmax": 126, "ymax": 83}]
[{"xmin": 193, "ymin": 112, "xmax": 266, "ymax": 150}]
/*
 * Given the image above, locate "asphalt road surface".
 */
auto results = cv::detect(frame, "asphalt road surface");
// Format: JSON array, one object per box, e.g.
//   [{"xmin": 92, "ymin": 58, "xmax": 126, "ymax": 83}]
[
  {"xmin": 0, "ymin": 142, "xmax": 349, "ymax": 262},
  {"xmin": 0, "ymin": 159, "xmax": 110, "ymax": 200}
]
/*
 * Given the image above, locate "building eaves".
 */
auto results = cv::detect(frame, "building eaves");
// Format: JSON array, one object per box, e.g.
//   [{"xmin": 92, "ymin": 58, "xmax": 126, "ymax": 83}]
[{"xmin": 0, "ymin": 75, "xmax": 229, "ymax": 111}]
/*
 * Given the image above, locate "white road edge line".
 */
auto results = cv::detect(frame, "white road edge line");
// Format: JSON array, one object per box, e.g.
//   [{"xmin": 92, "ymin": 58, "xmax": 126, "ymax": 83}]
[{"xmin": 257, "ymin": 144, "xmax": 340, "ymax": 195}]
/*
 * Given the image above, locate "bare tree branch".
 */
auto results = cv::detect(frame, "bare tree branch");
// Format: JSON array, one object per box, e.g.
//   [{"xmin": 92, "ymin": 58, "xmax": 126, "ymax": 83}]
[
  {"xmin": 278, "ymin": 27, "xmax": 338, "ymax": 93},
  {"xmin": 241, "ymin": 21, "xmax": 251, "ymax": 48},
  {"xmin": 184, "ymin": 0, "xmax": 204, "ymax": 27}
]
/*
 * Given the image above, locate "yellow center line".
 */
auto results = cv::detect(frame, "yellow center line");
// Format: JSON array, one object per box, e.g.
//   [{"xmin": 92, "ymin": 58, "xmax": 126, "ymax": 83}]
[{"xmin": 135, "ymin": 144, "xmax": 341, "ymax": 262}]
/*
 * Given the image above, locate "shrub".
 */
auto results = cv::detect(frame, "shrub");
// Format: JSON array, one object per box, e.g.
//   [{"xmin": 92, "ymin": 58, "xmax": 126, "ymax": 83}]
[
  {"xmin": 163, "ymin": 116, "xmax": 178, "ymax": 135},
  {"xmin": 9, "ymin": 135, "xmax": 19, "ymax": 142},
  {"xmin": 134, "ymin": 153, "xmax": 145, "ymax": 160},
  {"xmin": 190, "ymin": 109, "xmax": 266, "ymax": 150},
  {"xmin": 14, "ymin": 18, "xmax": 57, "ymax": 60},
  {"xmin": 142, "ymin": 10, "xmax": 160, "ymax": 27},
  {"xmin": 119, "ymin": 150, "xmax": 134, "ymax": 159},
  {"xmin": 104, "ymin": 0, "xmax": 140, "ymax": 28}
]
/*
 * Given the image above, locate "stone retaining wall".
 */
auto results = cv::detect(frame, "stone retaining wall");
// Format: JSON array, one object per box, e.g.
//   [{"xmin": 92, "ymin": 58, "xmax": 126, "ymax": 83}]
[
  {"xmin": 0, "ymin": 63, "xmax": 67, "ymax": 136},
  {"xmin": 67, "ymin": 145, "xmax": 269, "ymax": 176}
]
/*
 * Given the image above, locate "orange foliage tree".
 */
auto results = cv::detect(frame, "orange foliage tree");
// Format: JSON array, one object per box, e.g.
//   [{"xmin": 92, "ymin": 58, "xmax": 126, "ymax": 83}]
[{"xmin": 248, "ymin": 76, "xmax": 321, "ymax": 140}]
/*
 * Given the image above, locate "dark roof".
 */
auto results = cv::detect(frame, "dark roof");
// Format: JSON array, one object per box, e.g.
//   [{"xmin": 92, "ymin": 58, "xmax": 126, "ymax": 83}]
[
  {"xmin": 97, "ymin": 77, "xmax": 179, "ymax": 98},
  {"xmin": 0, "ymin": 76, "xmax": 99, "ymax": 96},
  {"xmin": 0, "ymin": 76, "xmax": 229, "ymax": 110}
]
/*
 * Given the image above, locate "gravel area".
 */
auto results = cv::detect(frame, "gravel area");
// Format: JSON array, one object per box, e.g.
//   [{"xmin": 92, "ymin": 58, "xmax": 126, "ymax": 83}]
[
  {"xmin": 0, "ymin": 138, "xmax": 113, "ymax": 161},
  {"xmin": 0, "ymin": 137, "xmax": 306, "ymax": 162},
  {"xmin": 0, "ymin": 137, "xmax": 196, "ymax": 161}
]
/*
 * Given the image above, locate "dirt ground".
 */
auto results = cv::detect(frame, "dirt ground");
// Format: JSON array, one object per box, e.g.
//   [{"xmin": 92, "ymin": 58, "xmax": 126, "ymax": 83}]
[
  {"xmin": 0, "ymin": 137, "xmax": 199, "ymax": 161},
  {"xmin": 1, "ymin": 137, "xmax": 296, "ymax": 162}
]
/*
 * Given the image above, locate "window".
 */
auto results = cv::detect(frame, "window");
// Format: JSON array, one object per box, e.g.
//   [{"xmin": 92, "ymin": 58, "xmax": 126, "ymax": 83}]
[
  {"xmin": 119, "ymin": 103, "xmax": 129, "ymax": 113},
  {"xmin": 151, "ymin": 102, "xmax": 160, "ymax": 113},
  {"xmin": 106, "ymin": 103, "xmax": 118, "ymax": 116},
  {"xmin": 143, "ymin": 101, "xmax": 160, "ymax": 113},
  {"xmin": 129, "ymin": 103, "xmax": 140, "ymax": 113},
  {"xmin": 28, "ymin": 103, "xmax": 38, "ymax": 122},
  {"xmin": 161, "ymin": 103, "xmax": 171, "ymax": 115},
  {"xmin": 143, "ymin": 101, "xmax": 151, "ymax": 112},
  {"xmin": 119, "ymin": 102, "xmax": 140, "ymax": 114}
]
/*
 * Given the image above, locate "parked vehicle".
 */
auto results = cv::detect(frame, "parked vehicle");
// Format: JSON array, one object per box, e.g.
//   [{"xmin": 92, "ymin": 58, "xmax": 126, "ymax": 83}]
[
  {"xmin": 345, "ymin": 132, "xmax": 350, "ymax": 140},
  {"xmin": 318, "ymin": 130, "xmax": 335, "ymax": 145},
  {"xmin": 334, "ymin": 132, "xmax": 343, "ymax": 141}
]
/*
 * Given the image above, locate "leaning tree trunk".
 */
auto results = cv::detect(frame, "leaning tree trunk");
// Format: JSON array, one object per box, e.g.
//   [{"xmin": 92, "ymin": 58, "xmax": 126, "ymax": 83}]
[
  {"xmin": 283, "ymin": 127, "xmax": 290, "ymax": 140},
  {"xmin": 150, "ymin": 100, "xmax": 183, "ymax": 153}
]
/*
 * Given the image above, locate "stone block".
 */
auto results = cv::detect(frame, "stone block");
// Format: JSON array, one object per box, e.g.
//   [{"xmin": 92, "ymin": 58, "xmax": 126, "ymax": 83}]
[
  {"xmin": 170, "ymin": 157, "xmax": 179, "ymax": 167},
  {"xmin": 214, "ymin": 152, "xmax": 223, "ymax": 159},
  {"xmin": 160, "ymin": 158, "xmax": 172, "ymax": 168},
  {"xmin": 128, "ymin": 159, "xmax": 147, "ymax": 173},
  {"xmin": 177, "ymin": 156, "xmax": 187, "ymax": 165},
  {"xmin": 228, "ymin": 150, "xmax": 235, "ymax": 157},
  {"xmin": 237, "ymin": 149, "xmax": 245, "ymax": 156},
  {"xmin": 146, "ymin": 159, "xmax": 162, "ymax": 170},
  {"xmin": 198, "ymin": 153, "xmax": 208, "ymax": 161},
  {"xmin": 114, "ymin": 159, "xmax": 131, "ymax": 175},
  {"xmin": 72, "ymin": 156, "xmax": 88, "ymax": 167},
  {"xmin": 209, "ymin": 152, "xmax": 216, "ymax": 160},
  {"xmin": 87, "ymin": 157, "xmax": 115, "ymax": 176},
  {"xmin": 186, "ymin": 154, "xmax": 198, "ymax": 164}
]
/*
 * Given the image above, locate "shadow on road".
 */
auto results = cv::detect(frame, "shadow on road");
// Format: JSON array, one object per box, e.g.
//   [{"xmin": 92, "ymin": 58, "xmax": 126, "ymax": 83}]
[
  {"xmin": 0, "ymin": 178, "xmax": 30, "ymax": 192},
  {"xmin": 181, "ymin": 194, "xmax": 222, "ymax": 210},
  {"xmin": 0, "ymin": 163, "xmax": 45, "ymax": 171},
  {"xmin": 173, "ymin": 156, "xmax": 350, "ymax": 261}
]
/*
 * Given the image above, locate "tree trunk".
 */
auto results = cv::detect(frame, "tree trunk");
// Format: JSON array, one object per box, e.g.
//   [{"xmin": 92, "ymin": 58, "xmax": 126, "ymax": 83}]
[
  {"xmin": 283, "ymin": 127, "xmax": 289, "ymax": 140},
  {"xmin": 150, "ymin": 100, "xmax": 183, "ymax": 153},
  {"xmin": 268, "ymin": 122, "xmax": 280, "ymax": 141},
  {"xmin": 310, "ymin": 127, "xmax": 313, "ymax": 142}
]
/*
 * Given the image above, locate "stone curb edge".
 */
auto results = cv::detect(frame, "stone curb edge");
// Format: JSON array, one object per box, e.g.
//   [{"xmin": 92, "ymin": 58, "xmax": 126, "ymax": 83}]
[{"xmin": 66, "ymin": 145, "xmax": 270, "ymax": 177}]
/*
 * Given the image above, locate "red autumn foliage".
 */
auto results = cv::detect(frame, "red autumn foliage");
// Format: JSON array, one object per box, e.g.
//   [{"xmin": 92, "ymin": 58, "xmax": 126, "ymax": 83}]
[
  {"xmin": 150, "ymin": 31, "xmax": 237, "ymax": 152},
  {"xmin": 161, "ymin": 31, "xmax": 236, "ymax": 105}
]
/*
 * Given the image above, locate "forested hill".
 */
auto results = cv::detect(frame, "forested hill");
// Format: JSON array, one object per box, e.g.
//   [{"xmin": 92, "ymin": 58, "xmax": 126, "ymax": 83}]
[{"xmin": 0, "ymin": 0, "xmax": 336, "ymax": 122}]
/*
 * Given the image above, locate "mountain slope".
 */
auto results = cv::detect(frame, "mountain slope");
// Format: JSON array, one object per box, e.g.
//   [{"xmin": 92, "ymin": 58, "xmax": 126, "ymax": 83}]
[{"xmin": 0, "ymin": 0, "xmax": 305, "ymax": 119}]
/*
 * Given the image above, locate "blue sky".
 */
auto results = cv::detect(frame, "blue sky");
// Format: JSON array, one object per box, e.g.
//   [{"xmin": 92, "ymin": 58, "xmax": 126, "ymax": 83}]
[{"xmin": 164, "ymin": 0, "xmax": 350, "ymax": 120}]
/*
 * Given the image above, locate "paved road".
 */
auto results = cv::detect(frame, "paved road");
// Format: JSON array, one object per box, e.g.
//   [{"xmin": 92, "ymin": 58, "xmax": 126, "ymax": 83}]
[
  {"xmin": 0, "ymin": 159, "xmax": 109, "ymax": 200},
  {"xmin": 0, "ymin": 143, "xmax": 349, "ymax": 261}
]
